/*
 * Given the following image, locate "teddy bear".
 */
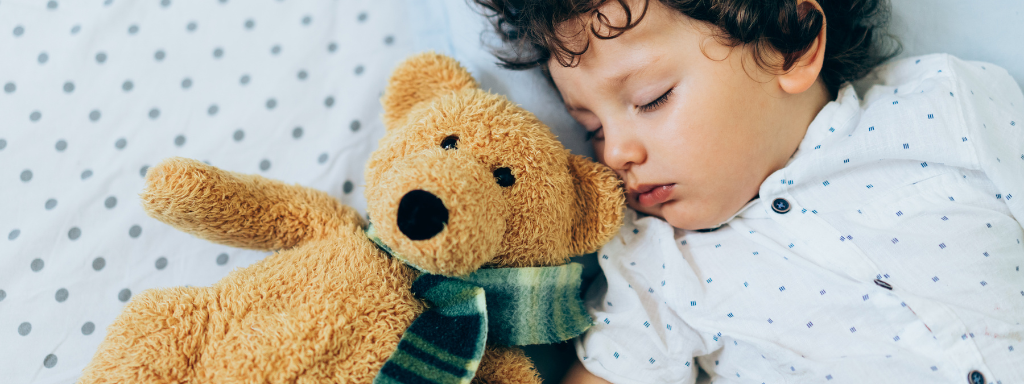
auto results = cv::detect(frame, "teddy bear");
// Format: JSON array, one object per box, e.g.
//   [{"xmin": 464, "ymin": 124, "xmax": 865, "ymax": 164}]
[{"xmin": 79, "ymin": 52, "xmax": 624, "ymax": 384}]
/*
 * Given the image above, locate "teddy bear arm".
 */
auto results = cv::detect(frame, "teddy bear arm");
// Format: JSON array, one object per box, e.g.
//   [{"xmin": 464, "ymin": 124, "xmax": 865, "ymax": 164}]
[
  {"xmin": 471, "ymin": 346, "xmax": 542, "ymax": 384},
  {"xmin": 141, "ymin": 157, "xmax": 363, "ymax": 251}
]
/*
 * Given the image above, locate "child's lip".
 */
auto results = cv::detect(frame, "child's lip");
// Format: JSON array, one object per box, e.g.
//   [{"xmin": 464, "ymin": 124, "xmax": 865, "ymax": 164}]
[{"xmin": 631, "ymin": 184, "xmax": 676, "ymax": 207}]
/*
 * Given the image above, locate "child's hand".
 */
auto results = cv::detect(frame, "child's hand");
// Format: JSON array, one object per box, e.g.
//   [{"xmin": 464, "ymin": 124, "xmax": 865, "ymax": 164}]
[{"xmin": 562, "ymin": 360, "xmax": 612, "ymax": 384}]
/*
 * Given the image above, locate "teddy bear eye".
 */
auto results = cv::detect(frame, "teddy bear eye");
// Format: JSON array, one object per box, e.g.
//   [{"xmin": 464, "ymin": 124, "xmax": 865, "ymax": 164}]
[
  {"xmin": 493, "ymin": 167, "xmax": 515, "ymax": 187},
  {"xmin": 440, "ymin": 135, "xmax": 458, "ymax": 150}
]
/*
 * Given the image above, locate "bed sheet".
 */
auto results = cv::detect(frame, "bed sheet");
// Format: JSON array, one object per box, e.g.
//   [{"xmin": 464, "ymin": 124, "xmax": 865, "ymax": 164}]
[{"xmin": 0, "ymin": 1, "xmax": 418, "ymax": 382}]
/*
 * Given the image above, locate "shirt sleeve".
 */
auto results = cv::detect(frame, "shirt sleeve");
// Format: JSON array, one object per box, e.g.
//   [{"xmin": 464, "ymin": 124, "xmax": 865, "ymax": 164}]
[
  {"xmin": 573, "ymin": 210, "xmax": 703, "ymax": 384},
  {"xmin": 950, "ymin": 56, "xmax": 1024, "ymax": 222}
]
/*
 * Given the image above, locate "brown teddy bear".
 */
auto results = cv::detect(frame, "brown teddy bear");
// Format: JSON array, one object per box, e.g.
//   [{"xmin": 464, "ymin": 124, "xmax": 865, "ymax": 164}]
[{"xmin": 80, "ymin": 52, "xmax": 624, "ymax": 384}]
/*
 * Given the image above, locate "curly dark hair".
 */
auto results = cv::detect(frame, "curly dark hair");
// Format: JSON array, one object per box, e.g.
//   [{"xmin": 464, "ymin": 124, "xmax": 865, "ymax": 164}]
[{"xmin": 473, "ymin": 0, "xmax": 901, "ymax": 96}]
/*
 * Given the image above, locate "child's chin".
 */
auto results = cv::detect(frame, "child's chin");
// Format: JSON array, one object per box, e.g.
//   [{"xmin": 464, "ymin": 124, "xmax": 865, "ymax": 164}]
[{"xmin": 642, "ymin": 201, "xmax": 726, "ymax": 231}]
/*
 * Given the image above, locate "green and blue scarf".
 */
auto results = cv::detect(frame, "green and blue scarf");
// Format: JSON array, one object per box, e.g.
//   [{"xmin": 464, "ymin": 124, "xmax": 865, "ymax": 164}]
[{"xmin": 366, "ymin": 224, "xmax": 593, "ymax": 384}]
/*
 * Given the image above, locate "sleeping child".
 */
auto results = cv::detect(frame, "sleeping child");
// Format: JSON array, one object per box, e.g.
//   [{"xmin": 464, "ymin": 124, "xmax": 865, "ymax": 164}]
[{"xmin": 474, "ymin": 0, "xmax": 1024, "ymax": 383}]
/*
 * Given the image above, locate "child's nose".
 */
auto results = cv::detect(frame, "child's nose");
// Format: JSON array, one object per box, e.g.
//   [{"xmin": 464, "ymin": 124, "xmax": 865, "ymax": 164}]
[{"xmin": 600, "ymin": 125, "xmax": 646, "ymax": 171}]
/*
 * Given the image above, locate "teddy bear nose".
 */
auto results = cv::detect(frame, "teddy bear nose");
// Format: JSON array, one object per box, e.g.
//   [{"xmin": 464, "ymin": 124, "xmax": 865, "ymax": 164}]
[{"xmin": 397, "ymin": 190, "xmax": 449, "ymax": 241}]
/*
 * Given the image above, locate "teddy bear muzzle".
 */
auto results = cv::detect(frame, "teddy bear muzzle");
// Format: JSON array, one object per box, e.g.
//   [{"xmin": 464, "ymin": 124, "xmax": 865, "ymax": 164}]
[{"xmin": 367, "ymin": 149, "xmax": 509, "ymax": 276}]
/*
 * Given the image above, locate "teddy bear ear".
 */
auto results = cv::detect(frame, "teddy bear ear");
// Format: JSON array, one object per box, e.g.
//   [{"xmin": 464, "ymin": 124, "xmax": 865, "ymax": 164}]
[
  {"xmin": 567, "ymin": 154, "xmax": 626, "ymax": 256},
  {"xmin": 381, "ymin": 52, "xmax": 479, "ymax": 130}
]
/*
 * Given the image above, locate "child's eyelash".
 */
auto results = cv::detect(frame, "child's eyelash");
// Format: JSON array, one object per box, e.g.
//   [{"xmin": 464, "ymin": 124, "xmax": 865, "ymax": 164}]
[
  {"xmin": 638, "ymin": 88, "xmax": 674, "ymax": 113},
  {"xmin": 585, "ymin": 128, "xmax": 602, "ymax": 141}
]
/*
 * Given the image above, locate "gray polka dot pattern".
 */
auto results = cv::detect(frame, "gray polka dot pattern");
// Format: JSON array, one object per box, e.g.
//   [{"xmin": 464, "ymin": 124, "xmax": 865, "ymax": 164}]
[
  {"xmin": 55, "ymin": 288, "xmax": 69, "ymax": 302},
  {"xmin": 1, "ymin": 1, "xmax": 397, "ymax": 379},
  {"xmin": 43, "ymin": 354, "xmax": 57, "ymax": 368},
  {"xmin": 129, "ymin": 225, "xmax": 142, "ymax": 238},
  {"xmin": 354, "ymin": 65, "xmax": 364, "ymax": 75},
  {"xmin": 68, "ymin": 227, "xmax": 81, "ymax": 240}
]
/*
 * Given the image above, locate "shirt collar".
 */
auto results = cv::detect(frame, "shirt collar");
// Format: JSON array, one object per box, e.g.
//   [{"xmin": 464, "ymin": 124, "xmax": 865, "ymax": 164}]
[{"xmin": 733, "ymin": 83, "xmax": 862, "ymax": 221}]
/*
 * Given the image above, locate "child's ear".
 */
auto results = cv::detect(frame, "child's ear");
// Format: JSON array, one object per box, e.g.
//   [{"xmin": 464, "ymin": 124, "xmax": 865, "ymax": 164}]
[
  {"xmin": 381, "ymin": 52, "xmax": 478, "ymax": 130},
  {"xmin": 567, "ymin": 154, "xmax": 625, "ymax": 256}
]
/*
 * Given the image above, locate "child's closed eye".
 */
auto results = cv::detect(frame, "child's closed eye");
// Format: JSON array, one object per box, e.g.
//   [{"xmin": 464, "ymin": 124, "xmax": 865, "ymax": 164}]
[
  {"xmin": 638, "ymin": 88, "xmax": 674, "ymax": 113},
  {"xmin": 585, "ymin": 127, "xmax": 604, "ymax": 141}
]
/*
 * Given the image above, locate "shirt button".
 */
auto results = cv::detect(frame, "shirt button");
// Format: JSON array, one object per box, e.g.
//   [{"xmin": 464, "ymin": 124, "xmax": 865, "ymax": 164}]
[
  {"xmin": 771, "ymin": 198, "xmax": 791, "ymax": 214},
  {"xmin": 874, "ymin": 279, "xmax": 893, "ymax": 290},
  {"xmin": 968, "ymin": 370, "xmax": 986, "ymax": 384}
]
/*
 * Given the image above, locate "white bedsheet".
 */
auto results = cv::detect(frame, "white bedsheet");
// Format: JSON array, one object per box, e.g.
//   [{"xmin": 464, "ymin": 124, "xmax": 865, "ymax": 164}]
[{"xmin": 0, "ymin": 1, "xmax": 416, "ymax": 382}]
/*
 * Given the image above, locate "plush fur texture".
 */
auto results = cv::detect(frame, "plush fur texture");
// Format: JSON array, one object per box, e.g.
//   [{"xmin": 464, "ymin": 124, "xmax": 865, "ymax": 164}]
[{"xmin": 80, "ymin": 52, "xmax": 624, "ymax": 384}]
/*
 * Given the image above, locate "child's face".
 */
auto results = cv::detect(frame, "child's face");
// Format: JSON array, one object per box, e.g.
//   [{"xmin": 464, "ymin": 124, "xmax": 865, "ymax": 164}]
[{"xmin": 549, "ymin": 0, "xmax": 824, "ymax": 230}]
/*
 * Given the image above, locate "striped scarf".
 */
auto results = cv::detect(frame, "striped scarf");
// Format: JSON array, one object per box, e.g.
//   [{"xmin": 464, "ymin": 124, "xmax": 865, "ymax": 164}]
[{"xmin": 367, "ymin": 224, "xmax": 592, "ymax": 384}]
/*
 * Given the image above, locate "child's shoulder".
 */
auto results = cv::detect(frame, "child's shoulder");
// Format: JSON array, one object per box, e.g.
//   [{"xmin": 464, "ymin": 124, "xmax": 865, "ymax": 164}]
[{"xmin": 857, "ymin": 53, "xmax": 1023, "ymax": 110}]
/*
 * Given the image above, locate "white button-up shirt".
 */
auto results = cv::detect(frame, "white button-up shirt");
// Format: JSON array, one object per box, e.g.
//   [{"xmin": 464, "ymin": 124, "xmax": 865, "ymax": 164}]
[{"xmin": 575, "ymin": 54, "xmax": 1024, "ymax": 384}]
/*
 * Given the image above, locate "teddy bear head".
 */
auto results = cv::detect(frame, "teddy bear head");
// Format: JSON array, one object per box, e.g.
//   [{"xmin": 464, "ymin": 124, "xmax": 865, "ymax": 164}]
[{"xmin": 365, "ymin": 53, "xmax": 623, "ymax": 277}]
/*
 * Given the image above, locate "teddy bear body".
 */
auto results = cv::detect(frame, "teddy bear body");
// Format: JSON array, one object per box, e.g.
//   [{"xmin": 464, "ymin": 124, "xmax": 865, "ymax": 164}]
[{"xmin": 81, "ymin": 53, "xmax": 623, "ymax": 384}]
